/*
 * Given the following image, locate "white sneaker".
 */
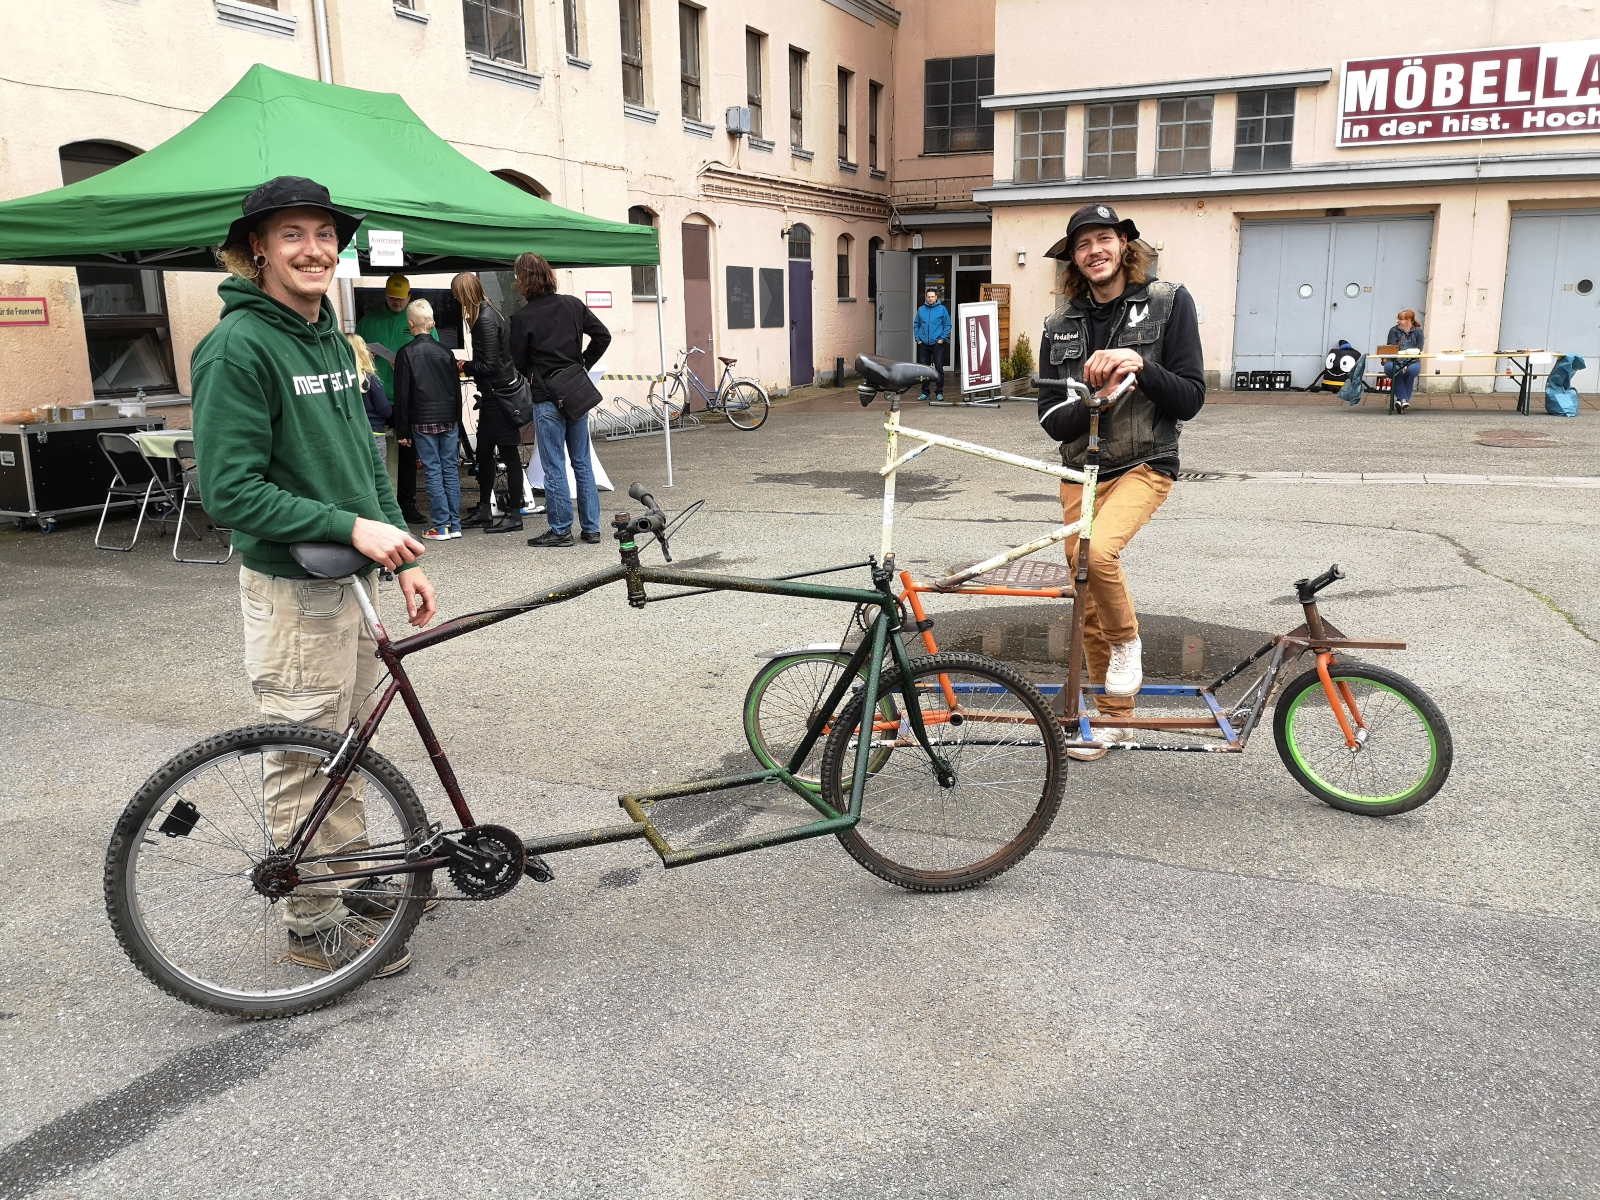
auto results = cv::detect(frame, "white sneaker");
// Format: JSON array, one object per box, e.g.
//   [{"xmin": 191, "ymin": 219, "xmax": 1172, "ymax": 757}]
[
  {"xmin": 1104, "ymin": 637, "xmax": 1143, "ymax": 696},
  {"xmin": 1066, "ymin": 726, "xmax": 1128, "ymax": 761},
  {"xmin": 447, "ymin": 526, "xmax": 464, "ymax": 539}
]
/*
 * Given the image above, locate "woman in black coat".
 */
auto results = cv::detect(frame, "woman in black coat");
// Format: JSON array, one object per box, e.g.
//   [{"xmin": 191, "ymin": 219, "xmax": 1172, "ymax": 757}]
[{"xmin": 452, "ymin": 272, "xmax": 527, "ymax": 534}]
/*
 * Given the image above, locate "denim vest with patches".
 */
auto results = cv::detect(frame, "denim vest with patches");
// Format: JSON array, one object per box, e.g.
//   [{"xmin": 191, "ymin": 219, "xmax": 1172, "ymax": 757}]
[{"xmin": 1044, "ymin": 280, "xmax": 1181, "ymax": 472}]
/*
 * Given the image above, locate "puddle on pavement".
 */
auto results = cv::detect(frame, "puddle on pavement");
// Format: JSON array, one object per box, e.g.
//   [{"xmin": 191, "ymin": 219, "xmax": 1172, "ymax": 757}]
[
  {"xmin": 921, "ymin": 602, "xmax": 1272, "ymax": 682},
  {"xmin": 752, "ymin": 469, "xmax": 957, "ymax": 503}
]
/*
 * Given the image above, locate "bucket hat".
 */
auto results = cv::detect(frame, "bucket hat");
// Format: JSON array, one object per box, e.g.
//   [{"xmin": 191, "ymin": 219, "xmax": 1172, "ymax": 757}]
[{"xmin": 224, "ymin": 176, "xmax": 365, "ymax": 251}]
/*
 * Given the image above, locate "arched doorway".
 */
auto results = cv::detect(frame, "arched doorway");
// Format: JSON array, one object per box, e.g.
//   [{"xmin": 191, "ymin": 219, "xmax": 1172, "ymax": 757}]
[
  {"xmin": 59, "ymin": 141, "xmax": 177, "ymax": 396},
  {"xmin": 787, "ymin": 223, "xmax": 813, "ymax": 386}
]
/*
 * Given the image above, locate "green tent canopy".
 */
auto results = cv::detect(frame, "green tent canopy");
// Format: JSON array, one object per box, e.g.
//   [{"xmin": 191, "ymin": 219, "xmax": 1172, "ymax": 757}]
[{"xmin": 0, "ymin": 64, "xmax": 658, "ymax": 272}]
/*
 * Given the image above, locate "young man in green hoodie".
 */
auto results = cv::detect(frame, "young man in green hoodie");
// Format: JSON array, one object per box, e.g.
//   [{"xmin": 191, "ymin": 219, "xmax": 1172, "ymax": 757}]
[{"xmin": 194, "ymin": 177, "xmax": 437, "ymax": 978}]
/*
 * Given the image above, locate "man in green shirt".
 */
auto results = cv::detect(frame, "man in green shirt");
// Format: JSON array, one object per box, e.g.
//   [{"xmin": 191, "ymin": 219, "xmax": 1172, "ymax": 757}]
[{"xmin": 357, "ymin": 275, "xmax": 436, "ymax": 521}]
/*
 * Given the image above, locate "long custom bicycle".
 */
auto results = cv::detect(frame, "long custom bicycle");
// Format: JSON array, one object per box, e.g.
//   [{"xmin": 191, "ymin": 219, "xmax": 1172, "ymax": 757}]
[
  {"xmin": 105, "ymin": 487, "xmax": 1066, "ymax": 1018},
  {"xmin": 648, "ymin": 346, "xmax": 770, "ymax": 430},
  {"xmin": 747, "ymin": 355, "xmax": 1452, "ymax": 816}
]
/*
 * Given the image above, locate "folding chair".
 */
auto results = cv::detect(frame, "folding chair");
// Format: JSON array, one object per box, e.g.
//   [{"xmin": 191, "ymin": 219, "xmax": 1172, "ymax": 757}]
[
  {"xmin": 94, "ymin": 432, "xmax": 182, "ymax": 552},
  {"xmin": 170, "ymin": 438, "xmax": 233, "ymax": 564}
]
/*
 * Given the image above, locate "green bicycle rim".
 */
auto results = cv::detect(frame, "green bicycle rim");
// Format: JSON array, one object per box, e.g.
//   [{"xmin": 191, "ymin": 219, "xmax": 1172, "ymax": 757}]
[{"xmin": 1285, "ymin": 679, "xmax": 1437, "ymax": 805}]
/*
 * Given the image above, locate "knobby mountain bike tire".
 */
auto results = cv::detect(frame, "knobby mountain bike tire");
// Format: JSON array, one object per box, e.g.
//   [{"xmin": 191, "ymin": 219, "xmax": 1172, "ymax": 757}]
[
  {"xmin": 1272, "ymin": 661, "xmax": 1451, "ymax": 815},
  {"xmin": 817, "ymin": 652, "xmax": 1066, "ymax": 891},
  {"xmin": 104, "ymin": 725, "xmax": 432, "ymax": 1019},
  {"xmin": 721, "ymin": 381, "xmax": 770, "ymax": 430},
  {"xmin": 743, "ymin": 650, "xmax": 896, "ymax": 785}
]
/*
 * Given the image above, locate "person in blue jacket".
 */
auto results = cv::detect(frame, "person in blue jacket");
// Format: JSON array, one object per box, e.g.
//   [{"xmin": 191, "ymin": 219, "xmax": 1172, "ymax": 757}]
[{"xmin": 913, "ymin": 287, "xmax": 952, "ymax": 401}]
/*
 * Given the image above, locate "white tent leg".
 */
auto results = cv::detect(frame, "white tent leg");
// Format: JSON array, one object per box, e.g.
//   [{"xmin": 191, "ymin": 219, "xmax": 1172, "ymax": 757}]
[{"xmin": 654, "ymin": 268, "xmax": 672, "ymax": 487}]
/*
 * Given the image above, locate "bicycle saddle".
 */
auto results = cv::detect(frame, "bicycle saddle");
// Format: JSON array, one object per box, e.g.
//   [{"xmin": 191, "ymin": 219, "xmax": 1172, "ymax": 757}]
[
  {"xmin": 855, "ymin": 354, "xmax": 938, "ymax": 395},
  {"xmin": 290, "ymin": 542, "xmax": 374, "ymax": 579}
]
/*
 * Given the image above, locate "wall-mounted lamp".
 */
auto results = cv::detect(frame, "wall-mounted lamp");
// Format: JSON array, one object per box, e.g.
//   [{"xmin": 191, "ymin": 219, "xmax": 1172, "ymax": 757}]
[
  {"xmin": 910, "ymin": 233, "xmax": 923, "ymax": 250},
  {"xmin": 1016, "ymin": 246, "xmax": 1027, "ymax": 267}
]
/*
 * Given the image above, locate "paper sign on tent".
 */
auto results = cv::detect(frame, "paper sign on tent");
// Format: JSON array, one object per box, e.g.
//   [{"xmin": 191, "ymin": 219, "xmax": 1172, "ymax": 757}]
[
  {"xmin": 334, "ymin": 247, "xmax": 361, "ymax": 279},
  {"xmin": 368, "ymin": 230, "xmax": 405, "ymax": 268}
]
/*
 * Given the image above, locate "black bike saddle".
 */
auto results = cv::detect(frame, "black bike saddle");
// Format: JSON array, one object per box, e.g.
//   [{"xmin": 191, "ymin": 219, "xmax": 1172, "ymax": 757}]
[
  {"xmin": 290, "ymin": 542, "xmax": 374, "ymax": 579},
  {"xmin": 856, "ymin": 354, "xmax": 938, "ymax": 394}
]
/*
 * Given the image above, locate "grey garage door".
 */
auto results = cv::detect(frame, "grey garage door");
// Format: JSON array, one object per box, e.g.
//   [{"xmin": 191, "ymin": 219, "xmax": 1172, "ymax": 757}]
[
  {"xmin": 1498, "ymin": 210, "xmax": 1600, "ymax": 393},
  {"xmin": 1234, "ymin": 217, "xmax": 1434, "ymax": 387}
]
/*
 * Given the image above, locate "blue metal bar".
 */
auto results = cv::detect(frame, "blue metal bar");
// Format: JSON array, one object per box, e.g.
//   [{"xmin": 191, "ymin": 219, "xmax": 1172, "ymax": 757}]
[{"xmin": 1201, "ymin": 690, "xmax": 1239, "ymax": 744}]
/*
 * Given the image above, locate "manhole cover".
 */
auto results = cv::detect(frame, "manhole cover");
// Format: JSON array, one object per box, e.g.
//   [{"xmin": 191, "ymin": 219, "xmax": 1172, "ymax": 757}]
[
  {"xmin": 1475, "ymin": 428, "xmax": 1558, "ymax": 448},
  {"xmin": 946, "ymin": 559, "xmax": 1073, "ymax": 589}
]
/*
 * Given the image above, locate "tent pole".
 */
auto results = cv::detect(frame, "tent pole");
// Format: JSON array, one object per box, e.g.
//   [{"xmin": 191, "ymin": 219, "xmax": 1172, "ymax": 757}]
[{"xmin": 654, "ymin": 264, "xmax": 672, "ymax": 488}]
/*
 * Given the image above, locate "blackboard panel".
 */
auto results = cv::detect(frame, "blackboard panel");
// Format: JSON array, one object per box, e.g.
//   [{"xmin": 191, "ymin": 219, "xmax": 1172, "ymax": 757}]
[
  {"xmin": 726, "ymin": 266, "xmax": 755, "ymax": 329},
  {"xmin": 759, "ymin": 268, "xmax": 785, "ymax": 328}
]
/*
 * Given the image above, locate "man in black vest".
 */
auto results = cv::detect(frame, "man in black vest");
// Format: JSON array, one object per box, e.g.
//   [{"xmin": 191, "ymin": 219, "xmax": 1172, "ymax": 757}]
[{"xmin": 1037, "ymin": 203, "xmax": 1206, "ymax": 759}]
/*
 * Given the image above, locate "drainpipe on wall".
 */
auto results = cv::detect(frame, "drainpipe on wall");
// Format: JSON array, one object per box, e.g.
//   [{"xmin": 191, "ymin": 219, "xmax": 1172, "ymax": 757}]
[{"xmin": 312, "ymin": 0, "xmax": 357, "ymax": 332}]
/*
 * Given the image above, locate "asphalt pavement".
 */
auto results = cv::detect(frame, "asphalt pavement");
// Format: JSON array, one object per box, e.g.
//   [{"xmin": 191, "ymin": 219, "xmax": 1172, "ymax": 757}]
[{"xmin": 2, "ymin": 397, "xmax": 1597, "ymax": 1198}]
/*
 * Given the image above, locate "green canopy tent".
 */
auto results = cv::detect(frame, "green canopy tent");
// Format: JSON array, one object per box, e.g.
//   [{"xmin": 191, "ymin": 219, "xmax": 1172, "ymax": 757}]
[
  {"xmin": 0, "ymin": 63, "xmax": 658, "ymax": 272},
  {"xmin": 0, "ymin": 64, "xmax": 681, "ymax": 481}
]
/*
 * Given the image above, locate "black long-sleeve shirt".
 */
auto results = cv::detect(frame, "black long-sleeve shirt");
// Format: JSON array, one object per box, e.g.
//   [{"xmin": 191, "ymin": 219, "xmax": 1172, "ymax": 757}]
[
  {"xmin": 507, "ymin": 293, "xmax": 612, "ymax": 391},
  {"xmin": 1037, "ymin": 282, "xmax": 1206, "ymax": 477}
]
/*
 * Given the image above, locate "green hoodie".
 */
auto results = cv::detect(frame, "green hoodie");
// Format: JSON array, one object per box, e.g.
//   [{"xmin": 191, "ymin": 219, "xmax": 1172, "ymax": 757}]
[{"xmin": 192, "ymin": 277, "xmax": 410, "ymax": 577}]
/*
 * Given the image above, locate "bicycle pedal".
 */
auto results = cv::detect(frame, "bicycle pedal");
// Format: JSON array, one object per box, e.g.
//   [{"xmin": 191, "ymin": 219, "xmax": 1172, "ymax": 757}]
[{"xmin": 524, "ymin": 853, "xmax": 555, "ymax": 883}]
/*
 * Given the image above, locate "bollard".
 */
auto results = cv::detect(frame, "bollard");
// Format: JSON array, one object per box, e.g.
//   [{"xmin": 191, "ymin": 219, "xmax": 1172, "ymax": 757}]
[{"xmin": 835, "ymin": 356, "xmax": 846, "ymax": 388}]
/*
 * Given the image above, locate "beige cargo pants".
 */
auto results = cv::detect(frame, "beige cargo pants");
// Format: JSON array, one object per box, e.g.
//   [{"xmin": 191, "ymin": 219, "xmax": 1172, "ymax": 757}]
[{"xmin": 240, "ymin": 566, "xmax": 385, "ymax": 935}]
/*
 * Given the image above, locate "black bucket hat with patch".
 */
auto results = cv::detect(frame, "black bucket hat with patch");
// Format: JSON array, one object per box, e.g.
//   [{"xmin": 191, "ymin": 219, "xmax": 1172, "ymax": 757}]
[
  {"xmin": 1044, "ymin": 203, "xmax": 1141, "ymax": 260},
  {"xmin": 223, "ymin": 176, "xmax": 365, "ymax": 252}
]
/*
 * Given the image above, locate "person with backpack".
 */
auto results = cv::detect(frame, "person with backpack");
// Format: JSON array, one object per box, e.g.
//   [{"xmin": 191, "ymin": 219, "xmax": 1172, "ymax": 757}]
[
  {"xmin": 913, "ymin": 287, "xmax": 951, "ymax": 402},
  {"xmin": 1037, "ymin": 203, "xmax": 1206, "ymax": 760},
  {"xmin": 507, "ymin": 252, "xmax": 612, "ymax": 548},
  {"xmin": 453, "ymin": 272, "xmax": 527, "ymax": 534}
]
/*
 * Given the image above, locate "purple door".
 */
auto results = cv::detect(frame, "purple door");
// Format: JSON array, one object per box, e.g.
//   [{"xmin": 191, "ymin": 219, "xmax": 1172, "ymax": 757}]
[{"xmin": 788, "ymin": 260, "xmax": 813, "ymax": 387}]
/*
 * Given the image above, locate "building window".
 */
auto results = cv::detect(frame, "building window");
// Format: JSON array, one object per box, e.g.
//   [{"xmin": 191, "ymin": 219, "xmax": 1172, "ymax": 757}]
[
  {"xmin": 1235, "ymin": 88, "xmax": 1295, "ymax": 172},
  {"xmin": 1156, "ymin": 95, "xmax": 1213, "ymax": 176},
  {"xmin": 238, "ymin": 0, "xmax": 279, "ymax": 6},
  {"xmin": 867, "ymin": 235, "xmax": 883, "ymax": 300},
  {"xmin": 837, "ymin": 235, "xmax": 853, "ymax": 299},
  {"xmin": 629, "ymin": 206, "xmax": 658, "ymax": 297},
  {"xmin": 837, "ymin": 68, "xmax": 853, "ymax": 162},
  {"xmin": 1085, "ymin": 101, "xmax": 1137, "ymax": 180},
  {"xmin": 1013, "ymin": 106, "xmax": 1066, "ymax": 183},
  {"xmin": 59, "ymin": 142, "xmax": 177, "ymax": 397},
  {"xmin": 562, "ymin": 0, "xmax": 579, "ymax": 57},
  {"xmin": 463, "ymin": 0, "xmax": 525, "ymax": 66},
  {"xmin": 787, "ymin": 223, "xmax": 811, "ymax": 260},
  {"xmin": 678, "ymin": 5, "xmax": 701, "ymax": 121},
  {"xmin": 746, "ymin": 30, "xmax": 764, "ymax": 138},
  {"xmin": 619, "ymin": 0, "xmax": 644, "ymax": 105},
  {"xmin": 923, "ymin": 55, "xmax": 994, "ymax": 154},
  {"xmin": 868, "ymin": 81, "xmax": 882, "ymax": 169},
  {"xmin": 789, "ymin": 47, "xmax": 806, "ymax": 147}
]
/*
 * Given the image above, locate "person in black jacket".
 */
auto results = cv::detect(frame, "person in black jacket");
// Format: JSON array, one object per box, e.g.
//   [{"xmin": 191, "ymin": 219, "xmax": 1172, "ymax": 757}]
[
  {"xmin": 453, "ymin": 272, "xmax": 527, "ymax": 533},
  {"xmin": 507, "ymin": 252, "xmax": 612, "ymax": 548},
  {"xmin": 394, "ymin": 299, "xmax": 464, "ymax": 539},
  {"xmin": 1036, "ymin": 203, "xmax": 1206, "ymax": 759}
]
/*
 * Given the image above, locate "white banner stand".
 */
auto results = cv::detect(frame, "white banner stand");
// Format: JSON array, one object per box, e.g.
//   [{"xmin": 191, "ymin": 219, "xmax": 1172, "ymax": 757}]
[{"xmin": 525, "ymin": 441, "xmax": 614, "ymax": 498}]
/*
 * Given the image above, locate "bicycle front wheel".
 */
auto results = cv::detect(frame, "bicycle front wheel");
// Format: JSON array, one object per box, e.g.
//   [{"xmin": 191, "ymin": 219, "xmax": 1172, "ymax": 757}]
[
  {"xmin": 1272, "ymin": 661, "xmax": 1451, "ymax": 815},
  {"xmin": 104, "ymin": 725, "xmax": 431, "ymax": 1019},
  {"xmin": 647, "ymin": 376, "xmax": 687, "ymax": 424},
  {"xmin": 818, "ymin": 652, "xmax": 1065, "ymax": 891},
  {"xmin": 744, "ymin": 651, "xmax": 896, "ymax": 785},
  {"xmin": 721, "ymin": 380, "xmax": 770, "ymax": 430}
]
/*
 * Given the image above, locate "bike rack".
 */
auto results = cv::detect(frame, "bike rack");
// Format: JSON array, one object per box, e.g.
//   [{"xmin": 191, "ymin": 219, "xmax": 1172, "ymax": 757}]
[{"xmin": 590, "ymin": 397, "xmax": 705, "ymax": 441}]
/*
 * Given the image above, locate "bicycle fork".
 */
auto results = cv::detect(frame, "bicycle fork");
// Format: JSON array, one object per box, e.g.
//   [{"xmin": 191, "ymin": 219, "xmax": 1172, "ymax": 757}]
[{"xmin": 1316, "ymin": 652, "xmax": 1369, "ymax": 750}]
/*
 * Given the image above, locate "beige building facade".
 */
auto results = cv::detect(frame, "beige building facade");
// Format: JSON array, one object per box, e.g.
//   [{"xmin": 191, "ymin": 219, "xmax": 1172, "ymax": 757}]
[
  {"xmin": 7, "ymin": 0, "xmax": 1595, "ymax": 408},
  {"xmin": 975, "ymin": 0, "xmax": 1600, "ymax": 393}
]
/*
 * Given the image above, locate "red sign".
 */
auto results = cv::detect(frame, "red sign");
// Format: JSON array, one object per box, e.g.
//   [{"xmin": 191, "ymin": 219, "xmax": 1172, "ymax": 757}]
[
  {"xmin": 1338, "ymin": 39, "xmax": 1600, "ymax": 146},
  {"xmin": 0, "ymin": 297, "xmax": 48, "ymax": 326}
]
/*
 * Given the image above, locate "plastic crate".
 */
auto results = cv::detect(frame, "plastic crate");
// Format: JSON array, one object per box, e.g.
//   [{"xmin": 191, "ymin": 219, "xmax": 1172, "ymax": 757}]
[
  {"xmin": 1270, "ymin": 370, "xmax": 1292, "ymax": 390},
  {"xmin": 1233, "ymin": 372, "xmax": 1252, "ymax": 390}
]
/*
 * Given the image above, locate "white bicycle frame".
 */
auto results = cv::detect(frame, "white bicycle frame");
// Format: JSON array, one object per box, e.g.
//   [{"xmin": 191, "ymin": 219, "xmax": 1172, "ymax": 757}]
[{"xmin": 878, "ymin": 373, "xmax": 1136, "ymax": 591}]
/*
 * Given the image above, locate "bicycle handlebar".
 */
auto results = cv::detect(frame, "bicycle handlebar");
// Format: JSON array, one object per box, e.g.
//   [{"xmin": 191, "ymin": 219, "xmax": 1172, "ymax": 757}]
[
  {"xmin": 1029, "ymin": 371, "xmax": 1139, "ymax": 407},
  {"xmin": 625, "ymin": 482, "xmax": 672, "ymax": 561},
  {"xmin": 1294, "ymin": 563, "xmax": 1344, "ymax": 604}
]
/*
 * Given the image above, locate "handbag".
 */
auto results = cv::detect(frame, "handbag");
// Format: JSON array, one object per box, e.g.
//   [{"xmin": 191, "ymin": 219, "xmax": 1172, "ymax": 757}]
[
  {"xmin": 539, "ymin": 361, "xmax": 604, "ymax": 422},
  {"xmin": 485, "ymin": 369, "xmax": 535, "ymax": 427}
]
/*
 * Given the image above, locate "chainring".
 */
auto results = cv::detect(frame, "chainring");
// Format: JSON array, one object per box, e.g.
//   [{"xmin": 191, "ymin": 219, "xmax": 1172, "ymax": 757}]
[{"xmin": 445, "ymin": 824, "xmax": 527, "ymax": 900}]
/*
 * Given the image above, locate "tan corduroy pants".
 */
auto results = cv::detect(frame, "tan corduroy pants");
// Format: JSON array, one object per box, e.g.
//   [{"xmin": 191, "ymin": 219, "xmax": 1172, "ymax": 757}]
[{"xmin": 1059, "ymin": 464, "xmax": 1174, "ymax": 718}]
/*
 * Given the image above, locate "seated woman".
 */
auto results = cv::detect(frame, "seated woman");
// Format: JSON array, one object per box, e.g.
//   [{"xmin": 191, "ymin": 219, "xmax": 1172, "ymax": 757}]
[{"xmin": 1384, "ymin": 310, "xmax": 1425, "ymax": 411}]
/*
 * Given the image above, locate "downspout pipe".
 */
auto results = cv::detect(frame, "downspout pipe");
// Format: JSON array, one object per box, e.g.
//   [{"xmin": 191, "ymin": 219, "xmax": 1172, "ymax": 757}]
[{"xmin": 312, "ymin": 0, "xmax": 357, "ymax": 333}]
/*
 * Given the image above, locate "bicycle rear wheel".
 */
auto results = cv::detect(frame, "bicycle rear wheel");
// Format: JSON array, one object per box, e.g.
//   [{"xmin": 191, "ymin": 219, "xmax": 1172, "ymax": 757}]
[
  {"xmin": 721, "ymin": 381, "xmax": 770, "ymax": 430},
  {"xmin": 744, "ymin": 651, "xmax": 896, "ymax": 785},
  {"xmin": 648, "ymin": 376, "xmax": 687, "ymax": 424},
  {"xmin": 104, "ymin": 724, "xmax": 431, "ymax": 1019},
  {"xmin": 818, "ymin": 652, "xmax": 1065, "ymax": 891},
  {"xmin": 1272, "ymin": 661, "xmax": 1451, "ymax": 815}
]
